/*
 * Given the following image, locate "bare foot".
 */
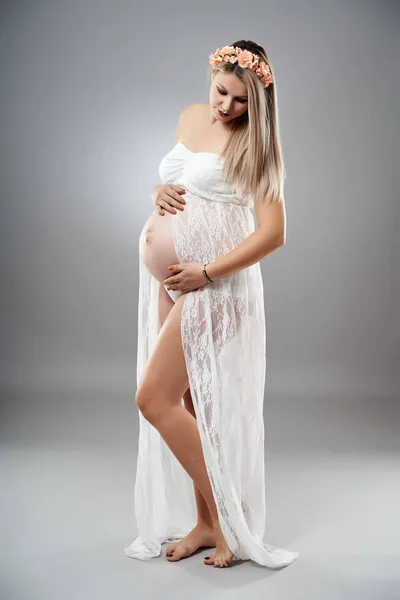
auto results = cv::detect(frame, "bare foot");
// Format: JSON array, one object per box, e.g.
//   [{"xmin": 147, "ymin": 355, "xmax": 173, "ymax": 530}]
[
  {"xmin": 203, "ymin": 529, "xmax": 235, "ymax": 568},
  {"xmin": 165, "ymin": 524, "xmax": 216, "ymax": 561}
]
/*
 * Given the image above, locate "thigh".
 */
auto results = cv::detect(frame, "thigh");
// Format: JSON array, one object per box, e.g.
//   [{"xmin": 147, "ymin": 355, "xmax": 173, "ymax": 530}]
[
  {"xmin": 158, "ymin": 280, "xmax": 175, "ymax": 325},
  {"xmin": 159, "ymin": 284, "xmax": 195, "ymax": 416},
  {"xmin": 136, "ymin": 292, "xmax": 190, "ymax": 415}
]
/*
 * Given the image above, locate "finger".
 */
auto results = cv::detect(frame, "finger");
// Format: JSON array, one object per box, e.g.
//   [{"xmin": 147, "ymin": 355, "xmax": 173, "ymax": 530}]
[
  {"xmin": 159, "ymin": 200, "xmax": 177, "ymax": 215},
  {"xmin": 167, "ymin": 196, "xmax": 185, "ymax": 210},
  {"xmin": 171, "ymin": 185, "xmax": 186, "ymax": 193},
  {"xmin": 168, "ymin": 190, "xmax": 187, "ymax": 207},
  {"xmin": 168, "ymin": 264, "xmax": 182, "ymax": 272}
]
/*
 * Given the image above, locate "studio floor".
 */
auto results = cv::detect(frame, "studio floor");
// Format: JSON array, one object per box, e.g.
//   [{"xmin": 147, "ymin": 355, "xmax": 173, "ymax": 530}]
[{"xmin": 1, "ymin": 391, "xmax": 399, "ymax": 600}]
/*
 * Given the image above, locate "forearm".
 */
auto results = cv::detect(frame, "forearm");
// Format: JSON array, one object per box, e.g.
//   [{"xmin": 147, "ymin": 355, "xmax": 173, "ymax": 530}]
[{"xmin": 206, "ymin": 226, "xmax": 284, "ymax": 281}]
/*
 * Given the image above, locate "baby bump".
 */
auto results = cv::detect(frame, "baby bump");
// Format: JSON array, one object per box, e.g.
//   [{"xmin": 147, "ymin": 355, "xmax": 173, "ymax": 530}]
[{"xmin": 139, "ymin": 210, "xmax": 179, "ymax": 282}]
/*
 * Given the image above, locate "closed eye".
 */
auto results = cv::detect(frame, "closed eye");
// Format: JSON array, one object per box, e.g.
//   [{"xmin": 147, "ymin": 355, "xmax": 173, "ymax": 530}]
[{"xmin": 217, "ymin": 87, "xmax": 248, "ymax": 104}]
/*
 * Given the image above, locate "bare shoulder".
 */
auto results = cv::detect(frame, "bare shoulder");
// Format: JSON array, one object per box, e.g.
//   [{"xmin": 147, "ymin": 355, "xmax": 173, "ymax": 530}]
[{"xmin": 173, "ymin": 103, "xmax": 207, "ymax": 143}]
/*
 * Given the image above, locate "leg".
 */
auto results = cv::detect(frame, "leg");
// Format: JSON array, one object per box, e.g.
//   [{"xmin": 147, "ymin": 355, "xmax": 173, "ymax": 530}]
[
  {"xmin": 158, "ymin": 284, "xmax": 214, "ymax": 531},
  {"xmin": 136, "ymin": 290, "xmax": 234, "ymax": 568},
  {"xmin": 182, "ymin": 388, "xmax": 215, "ymax": 529}
]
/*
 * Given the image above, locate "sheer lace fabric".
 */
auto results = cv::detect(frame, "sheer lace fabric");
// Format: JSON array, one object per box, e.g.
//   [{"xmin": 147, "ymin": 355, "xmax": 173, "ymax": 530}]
[{"xmin": 124, "ymin": 143, "xmax": 299, "ymax": 567}]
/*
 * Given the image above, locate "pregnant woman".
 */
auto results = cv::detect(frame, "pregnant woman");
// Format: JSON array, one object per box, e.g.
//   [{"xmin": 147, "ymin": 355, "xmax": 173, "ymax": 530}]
[{"xmin": 124, "ymin": 40, "xmax": 300, "ymax": 569}]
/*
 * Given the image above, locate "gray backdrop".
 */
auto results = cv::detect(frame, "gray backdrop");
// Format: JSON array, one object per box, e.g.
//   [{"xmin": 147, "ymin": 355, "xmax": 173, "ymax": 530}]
[{"xmin": 1, "ymin": 1, "xmax": 399, "ymax": 599}]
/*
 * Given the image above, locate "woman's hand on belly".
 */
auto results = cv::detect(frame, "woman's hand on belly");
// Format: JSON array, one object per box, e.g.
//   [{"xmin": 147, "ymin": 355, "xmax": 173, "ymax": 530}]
[
  {"xmin": 151, "ymin": 184, "xmax": 187, "ymax": 215},
  {"xmin": 163, "ymin": 262, "xmax": 208, "ymax": 293}
]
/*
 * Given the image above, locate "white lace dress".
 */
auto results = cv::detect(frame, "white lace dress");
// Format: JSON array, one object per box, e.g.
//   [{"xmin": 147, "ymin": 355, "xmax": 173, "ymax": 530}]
[{"xmin": 124, "ymin": 142, "xmax": 299, "ymax": 568}]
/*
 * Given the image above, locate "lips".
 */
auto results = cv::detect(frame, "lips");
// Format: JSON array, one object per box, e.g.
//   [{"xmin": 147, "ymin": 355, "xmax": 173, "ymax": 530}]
[{"xmin": 218, "ymin": 108, "xmax": 228, "ymax": 117}]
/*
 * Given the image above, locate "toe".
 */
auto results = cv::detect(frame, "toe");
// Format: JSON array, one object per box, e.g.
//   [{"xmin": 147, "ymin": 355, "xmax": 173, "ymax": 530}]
[
  {"xmin": 204, "ymin": 553, "xmax": 215, "ymax": 565},
  {"xmin": 165, "ymin": 543, "xmax": 177, "ymax": 556}
]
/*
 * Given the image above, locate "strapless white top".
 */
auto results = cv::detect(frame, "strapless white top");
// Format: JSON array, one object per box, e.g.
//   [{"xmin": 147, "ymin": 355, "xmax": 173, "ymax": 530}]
[{"xmin": 158, "ymin": 142, "xmax": 254, "ymax": 209}]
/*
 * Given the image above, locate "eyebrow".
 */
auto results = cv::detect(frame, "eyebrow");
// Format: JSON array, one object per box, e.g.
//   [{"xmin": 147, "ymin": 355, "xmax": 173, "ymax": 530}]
[{"xmin": 217, "ymin": 84, "xmax": 248, "ymax": 100}]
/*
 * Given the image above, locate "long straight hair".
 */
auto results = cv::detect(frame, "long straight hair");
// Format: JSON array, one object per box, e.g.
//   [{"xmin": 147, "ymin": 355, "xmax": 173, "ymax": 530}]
[{"xmin": 210, "ymin": 40, "xmax": 285, "ymax": 205}]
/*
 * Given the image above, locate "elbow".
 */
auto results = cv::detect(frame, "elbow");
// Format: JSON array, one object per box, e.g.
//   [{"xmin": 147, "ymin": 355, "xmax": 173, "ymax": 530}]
[
  {"xmin": 276, "ymin": 225, "xmax": 286, "ymax": 247},
  {"xmin": 259, "ymin": 234, "xmax": 285, "ymax": 261},
  {"xmin": 272, "ymin": 230, "xmax": 286, "ymax": 248},
  {"xmin": 277, "ymin": 234, "xmax": 286, "ymax": 247},
  {"xmin": 257, "ymin": 224, "xmax": 286, "ymax": 254}
]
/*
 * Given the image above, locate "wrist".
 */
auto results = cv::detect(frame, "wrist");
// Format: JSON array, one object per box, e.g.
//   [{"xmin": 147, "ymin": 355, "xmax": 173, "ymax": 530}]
[
  {"xmin": 202, "ymin": 263, "xmax": 213, "ymax": 283},
  {"xmin": 203, "ymin": 262, "xmax": 218, "ymax": 282}
]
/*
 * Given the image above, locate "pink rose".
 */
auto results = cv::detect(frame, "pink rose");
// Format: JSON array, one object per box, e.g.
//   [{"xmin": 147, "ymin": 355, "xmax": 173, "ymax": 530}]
[
  {"xmin": 257, "ymin": 62, "xmax": 273, "ymax": 87},
  {"xmin": 237, "ymin": 50, "xmax": 255, "ymax": 69},
  {"xmin": 220, "ymin": 45, "xmax": 236, "ymax": 56},
  {"xmin": 209, "ymin": 50, "xmax": 223, "ymax": 66}
]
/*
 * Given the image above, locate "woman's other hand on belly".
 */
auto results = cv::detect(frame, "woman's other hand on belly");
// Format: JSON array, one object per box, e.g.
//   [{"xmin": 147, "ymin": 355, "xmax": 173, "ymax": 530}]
[
  {"xmin": 163, "ymin": 262, "xmax": 209, "ymax": 294},
  {"xmin": 151, "ymin": 184, "xmax": 187, "ymax": 215}
]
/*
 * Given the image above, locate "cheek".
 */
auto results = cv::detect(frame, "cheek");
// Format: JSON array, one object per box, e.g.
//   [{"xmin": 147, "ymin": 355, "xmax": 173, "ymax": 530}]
[
  {"xmin": 235, "ymin": 104, "xmax": 248, "ymax": 116},
  {"xmin": 209, "ymin": 89, "xmax": 218, "ymax": 104}
]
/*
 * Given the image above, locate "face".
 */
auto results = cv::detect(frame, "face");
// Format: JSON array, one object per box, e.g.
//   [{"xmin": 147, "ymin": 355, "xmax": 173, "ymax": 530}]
[{"xmin": 209, "ymin": 71, "xmax": 249, "ymax": 122}]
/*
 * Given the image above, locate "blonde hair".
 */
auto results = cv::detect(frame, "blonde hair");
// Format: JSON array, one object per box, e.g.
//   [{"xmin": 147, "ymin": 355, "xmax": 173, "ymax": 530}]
[{"xmin": 209, "ymin": 40, "xmax": 285, "ymax": 205}]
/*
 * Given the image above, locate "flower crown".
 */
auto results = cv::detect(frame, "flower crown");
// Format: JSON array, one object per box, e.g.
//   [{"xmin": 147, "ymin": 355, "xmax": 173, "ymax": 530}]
[{"xmin": 209, "ymin": 45, "xmax": 274, "ymax": 88}]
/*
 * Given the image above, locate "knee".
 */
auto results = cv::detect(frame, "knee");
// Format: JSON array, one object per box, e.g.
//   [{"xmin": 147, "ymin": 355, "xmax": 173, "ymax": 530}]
[
  {"xmin": 135, "ymin": 384, "xmax": 152, "ymax": 418},
  {"xmin": 135, "ymin": 384, "xmax": 162, "ymax": 423}
]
